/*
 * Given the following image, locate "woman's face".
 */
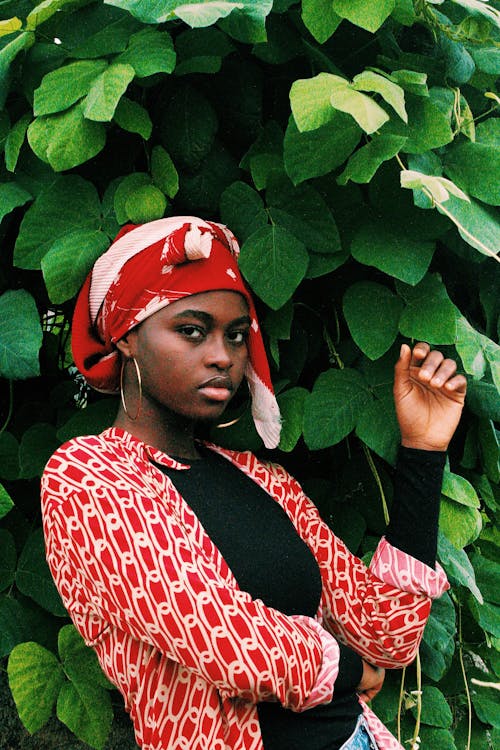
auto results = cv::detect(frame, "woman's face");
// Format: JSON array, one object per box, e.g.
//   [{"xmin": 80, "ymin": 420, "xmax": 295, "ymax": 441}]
[{"xmin": 121, "ymin": 290, "xmax": 251, "ymax": 424}]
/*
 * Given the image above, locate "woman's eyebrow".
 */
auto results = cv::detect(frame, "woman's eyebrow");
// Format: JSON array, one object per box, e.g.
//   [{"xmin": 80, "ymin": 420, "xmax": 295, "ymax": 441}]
[{"xmin": 171, "ymin": 310, "xmax": 251, "ymax": 327}]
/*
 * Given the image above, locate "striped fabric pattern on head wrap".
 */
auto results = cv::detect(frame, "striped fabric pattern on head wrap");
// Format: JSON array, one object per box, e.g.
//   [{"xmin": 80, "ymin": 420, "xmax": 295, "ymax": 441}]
[{"xmin": 71, "ymin": 216, "xmax": 281, "ymax": 449}]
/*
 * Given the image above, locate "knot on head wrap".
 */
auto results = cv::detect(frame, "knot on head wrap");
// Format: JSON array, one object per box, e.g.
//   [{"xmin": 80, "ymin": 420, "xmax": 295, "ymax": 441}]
[{"xmin": 71, "ymin": 216, "xmax": 281, "ymax": 449}]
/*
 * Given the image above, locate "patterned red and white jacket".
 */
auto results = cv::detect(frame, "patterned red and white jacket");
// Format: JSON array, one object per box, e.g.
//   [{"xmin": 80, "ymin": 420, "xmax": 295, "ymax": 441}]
[{"xmin": 41, "ymin": 428, "xmax": 448, "ymax": 750}]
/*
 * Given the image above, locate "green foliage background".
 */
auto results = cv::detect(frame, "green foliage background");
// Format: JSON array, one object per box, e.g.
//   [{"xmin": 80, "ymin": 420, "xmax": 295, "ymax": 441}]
[{"xmin": 0, "ymin": 1, "xmax": 499, "ymax": 748}]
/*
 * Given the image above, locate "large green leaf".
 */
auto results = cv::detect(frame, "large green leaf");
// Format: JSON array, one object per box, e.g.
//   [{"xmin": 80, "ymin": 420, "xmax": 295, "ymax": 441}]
[
  {"xmin": 343, "ymin": 281, "xmax": 403, "ymax": 360},
  {"xmin": 28, "ymin": 101, "xmax": 107, "ymax": 172},
  {"xmin": 338, "ymin": 134, "xmax": 407, "ymax": 185},
  {"xmin": 4, "ymin": 113, "xmax": 31, "ymax": 172},
  {"xmin": 0, "ymin": 431, "xmax": 19, "ymax": 481},
  {"xmin": 115, "ymin": 28, "xmax": 176, "ymax": 76},
  {"xmin": 220, "ymin": 181, "xmax": 267, "ymax": 243},
  {"xmin": 0, "ymin": 181, "xmax": 31, "ymax": 221},
  {"xmin": 57, "ymin": 400, "xmax": 119, "ymax": 442},
  {"xmin": 352, "ymin": 70, "xmax": 407, "ymax": 122},
  {"xmin": 0, "ymin": 529, "xmax": 16, "ymax": 590},
  {"xmin": 331, "ymin": 0, "xmax": 395, "ymax": 32},
  {"xmin": 160, "ymin": 85, "xmax": 218, "ymax": 171},
  {"xmin": 0, "ymin": 290, "xmax": 42, "ymax": 380},
  {"xmin": 303, "ymin": 368, "xmax": 372, "ymax": 450},
  {"xmin": 0, "ymin": 596, "xmax": 32, "ymax": 658},
  {"xmin": 83, "ymin": 63, "xmax": 135, "ymax": 122},
  {"xmin": 19, "ymin": 423, "xmax": 60, "ymax": 480},
  {"xmin": 16, "ymin": 529, "xmax": 67, "ymax": 616},
  {"xmin": 125, "ymin": 184, "xmax": 167, "ymax": 223},
  {"xmin": 411, "ymin": 685, "xmax": 452, "ymax": 728},
  {"xmin": 441, "ymin": 470, "xmax": 480, "ymax": 508},
  {"xmin": 239, "ymin": 224, "xmax": 309, "ymax": 310},
  {"xmin": 56, "ymin": 680, "xmax": 114, "ymax": 750},
  {"xmin": 444, "ymin": 141, "xmax": 500, "ymax": 206},
  {"xmin": 151, "ymin": 146, "xmax": 179, "ymax": 198},
  {"xmin": 437, "ymin": 532, "xmax": 483, "ymax": 603},
  {"xmin": 301, "ymin": 0, "xmax": 341, "ymax": 43},
  {"xmin": 439, "ymin": 498, "xmax": 482, "ymax": 548},
  {"xmin": 351, "ymin": 220, "xmax": 435, "ymax": 285},
  {"xmin": 421, "ymin": 593, "xmax": 456, "ymax": 681},
  {"xmin": 42, "ymin": 230, "xmax": 110, "ymax": 304},
  {"xmin": 284, "ymin": 113, "xmax": 362, "ymax": 184},
  {"xmin": 0, "ymin": 32, "xmax": 34, "ymax": 109},
  {"xmin": 14, "ymin": 175, "xmax": 101, "ymax": 270},
  {"xmin": 175, "ymin": 27, "xmax": 234, "ymax": 75},
  {"xmin": 355, "ymin": 395, "xmax": 400, "ymax": 466},
  {"xmin": 401, "ymin": 96, "xmax": 454, "ymax": 153},
  {"xmin": 289, "ymin": 73, "xmax": 343, "ymax": 132},
  {"xmin": 277, "ymin": 387, "xmax": 308, "ymax": 452},
  {"xmin": 33, "ymin": 59, "xmax": 108, "ymax": 116},
  {"xmin": 397, "ymin": 274, "xmax": 458, "ymax": 345},
  {"xmin": 58, "ymin": 625, "xmax": 112, "ymax": 690},
  {"xmin": 113, "ymin": 96, "xmax": 152, "ymax": 139},
  {"xmin": 8, "ymin": 641, "xmax": 65, "ymax": 733}
]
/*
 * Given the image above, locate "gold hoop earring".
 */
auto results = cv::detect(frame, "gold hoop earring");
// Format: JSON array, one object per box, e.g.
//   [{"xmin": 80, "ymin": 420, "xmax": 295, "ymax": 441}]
[
  {"xmin": 120, "ymin": 357, "xmax": 142, "ymax": 421},
  {"xmin": 216, "ymin": 416, "xmax": 242, "ymax": 429}
]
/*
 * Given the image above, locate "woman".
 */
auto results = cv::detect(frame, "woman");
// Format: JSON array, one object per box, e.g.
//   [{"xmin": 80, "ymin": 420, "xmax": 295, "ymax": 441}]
[{"xmin": 41, "ymin": 216, "xmax": 466, "ymax": 750}]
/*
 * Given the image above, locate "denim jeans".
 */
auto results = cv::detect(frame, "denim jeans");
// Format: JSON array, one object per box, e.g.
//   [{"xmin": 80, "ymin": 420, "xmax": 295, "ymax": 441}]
[{"xmin": 339, "ymin": 715, "xmax": 379, "ymax": 750}]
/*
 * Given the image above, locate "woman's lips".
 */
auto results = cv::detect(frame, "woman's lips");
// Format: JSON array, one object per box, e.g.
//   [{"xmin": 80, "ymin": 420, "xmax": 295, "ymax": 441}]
[{"xmin": 198, "ymin": 377, "xmax": 233, "ymax": 401}]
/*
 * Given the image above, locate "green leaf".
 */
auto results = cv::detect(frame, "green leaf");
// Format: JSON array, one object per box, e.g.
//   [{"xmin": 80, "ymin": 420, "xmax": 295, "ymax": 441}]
[
  {"xmin": 220, "ymin": 181, "xmax": 267, "ymax": 243},
  {"xmin": 115, "ymin": 28, "xmax": 176, "ymax": 77},
  {"xmin": 284, "ymin": 113, "xmax": 362, "ymax": 185},
  {"xmin": 437, "ymin": 532, "xmax": 483, "ymax": 603},
  {"xmin": 417, "ymin": 727, "xmax": 458, "ymax": 750},
  {"xmin": 421, "ymin": 593, "xmax": 456, "ymax": 681},
  {"xmin": 151, "ymin": 146, "xmax": 179, "ymax": 199},
  {"xmin": 401, "ymin": 96, "xmax": 453, "ymax": 153},
  {"xmin": 277, "ymin": 387, "xmax": 308, "ymax": 452},
  {"xmin": 239, "ymin": 224, "xmax": 309, "ymax": 310},
  {"xmin": 4, "ymin": 113, "xmax": 31, "ymax": 172},
  {"xmin": 444, "ymin": 141, "xmax": 500, "ymax": 206},
  {"xmin": 15, "ymin": 529, "xmax": 67, "ymax": 616},
  {"xmin": 441, "ymin": 470, "xmax": 480, "ymax": 508},
  {"xmin": 289, "ymin": 73, "xmax": 343, "ymax": 132},
  {"xmin": 0, "ymin": 290, "xmax": 42, "ymax": 379},
  {"xmin": 331, "ymin": 83, "xmax": 390, "ymax": 135},
  {"xmin": 113, "ymin": 96, "xmax": 152, "ymax": 139},
  {"xmin": 0, "ymin": 432, "xmax": 19, "ymax": 480},
  {"xmin": 28, "ymin": 102, "xmax": 107, "ymax": 172},
  {"xmin": 0, "ymin": 596, "xmax": 32, "ymax": 658},
  {"xmin": 26, "ymin": 0, "xmax": 75, "ymax": 31},
  {"xmin": 57, "ymin": 400, "xmax": 119, "ymax": 443},
  {"xmin": 83, "ymin": 63, "xmax": 135, "ymax": 122},
  {"xmin": 175, "ymin": 27, "xmax": 233, "ymax": 75},
  {"xmin": 338, "ymin": 134, "xmax": 407, "ymax": 185},
  {"xmin": 113, "ymin": 172, "xmax": 151, "ymax": 224},
  {"xmin": 160, "ymin": 85, "xmax": 218, "ymax": 171},
  {"xmin": 351, "ymin": 221, "xmax": 435, "ymax": 285},
  {"xmin": 397, "ymin": 274, "xmax": 458, "ymax": 344},
  {"xmin": 34, "ymin": 59, "xmax": 108, "ymax": 116},
  {"xmin": 68, "ymin": 6, "xmax": 142, "ymax": 59},
  {"xmin": 411, "ymin": 685, "xmax": 452, "ymax": 728},
  {"xmin": 58, "ymin": 625, "xmax": 112, "ymax": 690},
  {"xmin": 0, "ymin": 529, "xmax": 16, "ymax": 590},
  {"xmin": 0, "ymin": 32, "xmax": 35, "ymax": 110},
  {"xmin": 331, "ymin": 0, "xmax": 395, "ymax": 32},
  {"xmin": 125, "ymin": 184, "xmax": 167, "ymax": 223},
  {"xmin": 343, "ymin": 282, "xmax": 403, "ymax": 360},
  {"xmin": 267, "ymin": 180, "xmax": 341, "ymax": 254},
  {"xmin": 301, "ymin": 0, "xmax": 341, "ymax": 44},
  {"xmin": 56, "ymin": 679, "xmax": 114, "ymax": 750},
  {"xmin": 14, "ymin": 175, "xmax": 102, "ymax": 270},
  {"xmin": 41, "ymin": 230, "xmax": 110, "ymax": 304},
  {"xmin": 435, "ymin": 193, "xmax": 500, "ymax": 259},
  {"xmin": 0, "ymin": 18, "xmax": 22, "ymax": 37},
  {"xmin": 0, "ymin": 483, "xmax": 14, "ymax": 521},
  {"xmin": 478, "ymin": 419, "xmax": 500, "ymax": 484},
  {"xmin": 470, "ymin": 553, "xmax": 500, "ymax": 606},
  {"xmin": 0, "ymin": 181, "xmax": 32, "ymax": 221},
  {"xmin": 471, "ymin": 46, "xmax": 500, "ymax": 75},
  {"xmin": 355, "ymin": 395, "xmax": 400, "ymax": 466},
  {"xmin": 218, "ymin": 1, "xmax": 274, "ymax": 43},
  {"xmin": 8, "ymin": 641, "xmax": 65, "ymax": 733},
  {"xmin": 467, "ymin": 380, "xmax": 500, "ymax": 422},
  {"xmin": 303, "ymin": 368, "xmax": 372, "ymax": 450},
  {"xmin": 439, "ymin": 498, "xmax": 482, "ymax": 548},
  {"xmin": 352, "ymin": 70, "xmax": 407, "ymax": 122}
]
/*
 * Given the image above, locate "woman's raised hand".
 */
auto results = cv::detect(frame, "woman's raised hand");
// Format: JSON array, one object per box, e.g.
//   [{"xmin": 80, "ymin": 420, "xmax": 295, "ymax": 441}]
[{"xmin": 393, "ymin": 343, "xmax": 467, "ymax": 453}]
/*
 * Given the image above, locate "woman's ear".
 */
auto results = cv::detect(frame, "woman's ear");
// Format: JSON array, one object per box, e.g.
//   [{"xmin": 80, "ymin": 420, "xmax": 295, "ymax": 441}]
[{"xmin": 116, "ymin": 333, "xmax": 135, "ymax": 359}]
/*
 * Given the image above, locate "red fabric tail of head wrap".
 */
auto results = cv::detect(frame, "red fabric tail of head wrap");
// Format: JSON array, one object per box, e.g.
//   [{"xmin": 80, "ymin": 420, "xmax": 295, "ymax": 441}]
[{"xmin": 71, "ymin": 217, "xmax": 281, "ymax": 448}]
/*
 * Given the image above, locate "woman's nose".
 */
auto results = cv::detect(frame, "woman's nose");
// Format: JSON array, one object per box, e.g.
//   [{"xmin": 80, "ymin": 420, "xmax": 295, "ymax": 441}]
[{"xmin": 206, "ymin": 335, "xmax": 232, "ymax": 369}]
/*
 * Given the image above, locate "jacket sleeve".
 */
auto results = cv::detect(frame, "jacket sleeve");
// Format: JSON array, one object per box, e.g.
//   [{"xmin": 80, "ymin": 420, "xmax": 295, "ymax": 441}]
[
  {"xmin": 272, "ymin": 466, "xmax": 449, "ymax": 669},
  {"xmin": 41, "ymin": 444, "xmax": 337, "ymax": 711}
]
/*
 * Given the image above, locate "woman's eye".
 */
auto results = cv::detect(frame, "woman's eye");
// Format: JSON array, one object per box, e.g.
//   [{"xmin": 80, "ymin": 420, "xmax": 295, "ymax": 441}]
[
  {"xmin": 228, "ymin": 330, "xmax": 249, "ymax": 344},
  {"xmin": 179, "ymin": 326, "xmax": 204, "ymax": 339}
]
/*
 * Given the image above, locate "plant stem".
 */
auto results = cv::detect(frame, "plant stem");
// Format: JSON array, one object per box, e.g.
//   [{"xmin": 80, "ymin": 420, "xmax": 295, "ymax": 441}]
[
  {"xmin": 409, "ymin": 651, "xmax": 422, "ymax": 750},
  {"xmin": 363, "ymin": 444, "xmax": 390, "ymax": 524},
  {"xmin": 458, "ymin": 604, "xmax": 472, "ymax": 750},
  {"xmin": 0, "ymin": 380, "xmax": 13, "ymax": 435},
  {"xmin": 397, "ymin": 667, "xmax": 406, "ymax": 745}
]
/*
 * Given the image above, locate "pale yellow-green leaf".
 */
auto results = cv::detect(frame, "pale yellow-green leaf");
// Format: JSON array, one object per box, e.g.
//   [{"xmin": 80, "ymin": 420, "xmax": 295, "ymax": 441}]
[
  {"xmin": 0, "ymin": 18, "xmax": 22, "ymax": 37},
  {"xmin": 290, "ymin": 73, "xmax": 346, "ymax": 132},
  {"xmin": 330, "ymin": 85, "xmax": 389, "ymax": 134},
  {"xmin": 352, "ymin": 70, "xmax": 407, "ymax": 122}
]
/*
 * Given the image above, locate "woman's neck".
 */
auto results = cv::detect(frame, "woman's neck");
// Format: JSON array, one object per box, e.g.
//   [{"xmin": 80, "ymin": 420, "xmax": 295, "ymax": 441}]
[{"xmin": 113, "ymin": 403, "xmax": 200, "ymax": 460}]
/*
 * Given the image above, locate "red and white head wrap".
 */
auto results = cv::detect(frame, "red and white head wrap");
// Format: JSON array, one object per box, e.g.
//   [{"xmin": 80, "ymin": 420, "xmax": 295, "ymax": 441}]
[{"xmin": 72, "ymin": 216, "xmax": 281, "ymax": 449}]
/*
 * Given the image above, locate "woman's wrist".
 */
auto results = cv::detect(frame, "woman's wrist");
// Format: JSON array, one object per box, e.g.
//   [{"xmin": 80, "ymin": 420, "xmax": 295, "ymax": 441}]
[{"xmin": 400, "ymin": 438, "xmax": 448, "ymax": 452}]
